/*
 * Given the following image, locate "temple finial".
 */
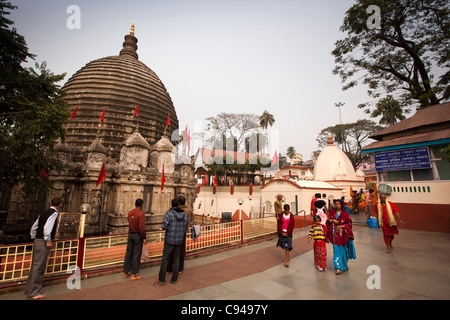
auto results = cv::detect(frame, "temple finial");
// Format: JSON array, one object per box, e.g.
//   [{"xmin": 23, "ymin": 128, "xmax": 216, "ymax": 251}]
[
  {"xmin": 130, "ymin": 21, "xmax": 135, "ymax": 35},
  {"xmin": 120, "ymin": 22, "xmax": 138, "ymax": 59},
  {"xmin": 327, "ymin": 133, "xmax": 335, "ymax": 146}
]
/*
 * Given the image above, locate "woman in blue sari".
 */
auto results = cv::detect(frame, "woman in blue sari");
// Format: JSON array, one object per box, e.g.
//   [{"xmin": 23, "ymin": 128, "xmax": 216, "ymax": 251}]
[{"xmin": 326, "ymin": 199, "xmax": 356, "ymax": 274}]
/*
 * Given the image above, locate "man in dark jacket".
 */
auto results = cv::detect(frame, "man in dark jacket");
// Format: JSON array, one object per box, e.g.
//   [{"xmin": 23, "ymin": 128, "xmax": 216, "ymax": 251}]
[{"xmin": 153, "ymin": 198, "xmax": 187, "ymax": 286}]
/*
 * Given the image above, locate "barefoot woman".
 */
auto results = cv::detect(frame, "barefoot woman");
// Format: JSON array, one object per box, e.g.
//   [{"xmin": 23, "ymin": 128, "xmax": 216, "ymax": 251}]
[{"xmin": 326, "ymin": 199, "xmax": 356, "ymax": 274}]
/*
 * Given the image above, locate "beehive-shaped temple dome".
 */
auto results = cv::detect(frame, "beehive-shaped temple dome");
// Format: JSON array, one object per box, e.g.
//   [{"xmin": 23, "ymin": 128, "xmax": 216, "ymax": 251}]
[
  {"xmin": 62, "ymin": 23, "xmax": 178, "ymax": 161},
  {"xmin": 313, "ymin": 133, "xmax": 357, "ymax": 181}
]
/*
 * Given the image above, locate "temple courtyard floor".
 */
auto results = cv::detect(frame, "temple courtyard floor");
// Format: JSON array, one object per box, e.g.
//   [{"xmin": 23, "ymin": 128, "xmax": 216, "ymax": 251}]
[{"xmin": 1, "ymin": 213, "xmax": 449, "ymax": 301}]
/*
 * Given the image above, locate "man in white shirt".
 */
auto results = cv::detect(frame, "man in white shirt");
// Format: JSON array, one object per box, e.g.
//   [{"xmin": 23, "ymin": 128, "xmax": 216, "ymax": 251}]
[{"xmin": 25, "ymin": 197, "xmax": 61, "ymax": 300}]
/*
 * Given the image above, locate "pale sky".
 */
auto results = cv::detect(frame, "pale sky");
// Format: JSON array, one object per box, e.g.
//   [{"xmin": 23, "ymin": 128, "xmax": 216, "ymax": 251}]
[{"xmin": 10, "ymin": 0, "xmax": 383, "ymax": 160}]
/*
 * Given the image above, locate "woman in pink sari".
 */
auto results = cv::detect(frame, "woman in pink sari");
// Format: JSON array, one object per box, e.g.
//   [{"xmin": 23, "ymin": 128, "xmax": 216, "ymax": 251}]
[{"xmin": 326, "ymin": 199, "xmax": 356, "ymax": 274}]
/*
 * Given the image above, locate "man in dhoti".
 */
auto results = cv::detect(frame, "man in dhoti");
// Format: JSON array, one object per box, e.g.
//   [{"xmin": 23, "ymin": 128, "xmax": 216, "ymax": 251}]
[{"xmin": 375, "ymin": 194, "xmax": 404, "ymax": 254}]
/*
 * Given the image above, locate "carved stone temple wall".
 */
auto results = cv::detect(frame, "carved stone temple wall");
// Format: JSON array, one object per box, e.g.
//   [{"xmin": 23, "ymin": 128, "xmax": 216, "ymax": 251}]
[{"xmin": 0, "ymin": 24, "xmax": 197, "ymax": 243}]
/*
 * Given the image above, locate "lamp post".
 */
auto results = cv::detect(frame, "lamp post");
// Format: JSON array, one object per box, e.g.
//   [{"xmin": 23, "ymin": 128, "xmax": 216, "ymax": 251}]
[
  {"xmin": 334, "ymin": 102, "xmax": 344, "ymax": 124},
  {"xmin": 248, "ymin": 195, "xmax": 252, "ymax": 219},
  {"xmin": 238, "ymin": 198, "xmax": 244, "ymax": 221},
  {"xmin": 79, "ymin": 203, "xmax": 91, "ymax": 238}
]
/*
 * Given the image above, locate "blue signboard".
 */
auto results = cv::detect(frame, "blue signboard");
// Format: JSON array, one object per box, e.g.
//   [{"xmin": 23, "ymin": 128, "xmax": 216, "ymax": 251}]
[{"xmin": 374, "ymin": 147, "xmax": 431, "ymax": 172}]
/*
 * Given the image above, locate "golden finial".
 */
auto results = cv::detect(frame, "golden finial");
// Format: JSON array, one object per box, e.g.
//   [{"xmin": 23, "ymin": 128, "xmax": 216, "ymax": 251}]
[{"xmin": 130, "ymin": 21, "xmax": 135, "ymax": 36}]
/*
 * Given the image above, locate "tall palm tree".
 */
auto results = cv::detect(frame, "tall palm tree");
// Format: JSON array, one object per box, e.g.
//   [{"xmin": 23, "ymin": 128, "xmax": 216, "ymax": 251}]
[
  {"xmin": 259, "ymin": 110, "xmax": 275, "ymax": 130},
  {"xmin": 258, "ymin": 110, "xmax": 275, "ymax": 156},
  {"xmin": 286, "ymin": 146, "xmax": 296, "ymax": 160},
  {"xmin": 371, "ymin": 96, "xmax": 407, "ymax": 126}
]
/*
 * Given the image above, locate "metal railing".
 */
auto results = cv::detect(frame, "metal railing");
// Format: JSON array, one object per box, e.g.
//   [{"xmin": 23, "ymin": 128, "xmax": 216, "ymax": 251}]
[
  {"xmin": 0, "ymin": 217, "xmax": 277, "ymax": 287},
  {"xmin": 242, "ymin": 217, "xmax": 277, "ymax": 241},
  {"xmin": 0, "ymin": 240, "xmax": 79, "ymax": 284},
  {"xmin": 186, "ymin": 221, "xmax": 242, "ymax": 253}
]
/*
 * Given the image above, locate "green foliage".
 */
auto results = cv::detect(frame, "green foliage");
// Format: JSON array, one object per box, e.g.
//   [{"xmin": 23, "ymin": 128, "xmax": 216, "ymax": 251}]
[
  {"xmin": 0, "ymin": 2, "xmax": 70, "ymax": 195},
  {"xmin": 259, "ymin": 110, "xmax": 275, "ymax": 130},
  {"xmin": 206, "ymin": 155, "xmax": 270, "ymax": 176},
  {"xmin": 440, "ymin": 144, "xmax": 450, "ymax": 163},
  {"xmin": 286, "ymin": 146, "xmax": 296, "ymax": 159},
  {"xmin": 332, "ymin": 0, "xmax": 449, "ymax": 112},
  {"xmin": 317, "ymin": 119, "xmax": 383, "ymax": 169},
  {"xmin": 370, "ymin": 95, "xmax": 409, "ymax": 125}
]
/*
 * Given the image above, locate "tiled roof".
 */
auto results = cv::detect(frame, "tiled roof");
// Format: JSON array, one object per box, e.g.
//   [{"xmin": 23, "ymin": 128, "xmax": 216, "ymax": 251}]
[{"xmin": 369, "ymin": 102, "xmax": 450, "ymax": 141}]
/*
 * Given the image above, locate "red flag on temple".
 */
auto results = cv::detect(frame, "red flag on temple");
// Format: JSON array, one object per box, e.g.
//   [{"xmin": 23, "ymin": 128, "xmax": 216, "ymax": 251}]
[
  {"xmin": 272, "ymin": 150, "xmax": 278, "ymax": 166},
  {"xmin": 70, "ymin": 106, "xmax": 78, "ymax": 120},
  {"xmin": 100, "ymin": 108, "xmax": 106, "ymax": 123},
  {"xmin": 40, "ymin": 168, "xmax": 48, "ymax": 180},
  {"xmin": 184, "ymin": 125, "xmax": 189, "ymax": 152},
  {"xmin": 187, "ymin": 129, "xmax": 191, "ymax": 152},
  {"xmin": 214, "ymin": 174, "xmax": 217, "ymax": 186},
  {"xmin": 161, "ymin": 164, "xmax": 166, "ymax": 191},
  {"xmin": 165, "ymin": 114, "xmax": 170, "ymax": 127},
  {"xmin": 134, "ymin": 104, "xmax": 139, "ymax": 117},
  {"xmin": 96, "ymin": 159, "xmax": 106, "ymax": 187}
]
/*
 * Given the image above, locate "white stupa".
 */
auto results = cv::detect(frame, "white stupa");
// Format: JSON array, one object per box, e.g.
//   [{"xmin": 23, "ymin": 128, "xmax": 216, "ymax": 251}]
[{"xmin": 313, "ymin": 133, "xmax": 365, "ymax": 200}]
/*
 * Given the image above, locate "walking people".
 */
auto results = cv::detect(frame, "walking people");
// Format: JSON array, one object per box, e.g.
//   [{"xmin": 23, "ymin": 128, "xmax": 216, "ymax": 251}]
[
  {"xmin": 308, "ymin": 215, "xmax": 327, "ymax": 271},
  {"xmin": 276, "ymin": 204, "xmax": 295, "ymax": 268},
  {"xmin": 375, "ymin": 194, "xmax": 404, "ymax": 254},
  {"xmin": 351, "ymin": 190, "xmax": 360, "ymax": 215},
  {"xmin": 274, "ymin": 194, "xmax": 284, "ymax": 220},
  {"xmin": 123, "ymin": 199, "xmax": 147, "ymax": 281},
  {"xmin": 365, "ymin": 189, "xmax": 374, "ymax": 218},
  {"xmin": 310, "ymin": 193, "xmax": 321, "ymax": 216},
  {"xmin": 274, "ymin": 194, "xmax": 284, "ymax": 236},
  {"xmin": 25, "ymin": 197, "xmax": 61, "ymax": 300},
  {"xmin": 326, "ymin": 199, "xmax": 356, "ymax": 275},
  {"xmin": 314, "ymin": 198, "xmax": 328, "ymax": 226},
  {"xmin": 154, "ymin": 198, "xmax": 187, "ymax": 286}
]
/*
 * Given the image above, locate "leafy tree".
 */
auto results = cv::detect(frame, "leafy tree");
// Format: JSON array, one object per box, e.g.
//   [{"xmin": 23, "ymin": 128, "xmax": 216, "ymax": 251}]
[
  {"xmin": 317, "ymin": 119, "xmax": 383, "ymax": 169},
  {"xmin": 332, "ymin": 0, "xmax": 449, "ymax": 113},
  {"xmin": 440, "ymin": 145, "xmax": 450, "ymax": 163},
  {"xmin": 0, "ymin": 2, "xmax": 69, "ymax": 197},
  {"xmin": 286, "ymin": 146, "xmax": 296, "ymax": 160},
  {"xmin": 259, "ymin": 110, "xmax": 275, "ymax": 130},
  {"xmin": 205, "ymin": 155, "xmax": 270, "ymax": 185},
  {"xmin": 202, "ymin": 113, "xmax": 261, "ymax": 151},
  {"xmin": 370, "ymin": 95, "xmax": 408, "ymax": 125},
  {"xmin": 257, "ymin": 110, "xmax": 275, "ymax": 154}
]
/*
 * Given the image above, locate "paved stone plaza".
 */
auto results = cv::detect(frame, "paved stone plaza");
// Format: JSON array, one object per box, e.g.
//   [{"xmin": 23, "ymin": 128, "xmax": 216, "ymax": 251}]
[{"xmin": 1, "ymin": 214, "xmax": 449, "ymax": 301}]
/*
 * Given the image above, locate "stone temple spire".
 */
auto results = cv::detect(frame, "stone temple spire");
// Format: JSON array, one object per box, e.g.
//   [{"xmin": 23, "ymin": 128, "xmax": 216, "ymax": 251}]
[{"xmin": 120, "ymin": 21, "xmax": 138, "ymax": 59}]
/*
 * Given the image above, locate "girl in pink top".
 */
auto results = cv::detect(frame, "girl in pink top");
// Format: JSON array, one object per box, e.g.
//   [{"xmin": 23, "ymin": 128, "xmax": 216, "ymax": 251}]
[{"xmin": 276, "ymin": 204, "xmax": 295, "ymax": 267}]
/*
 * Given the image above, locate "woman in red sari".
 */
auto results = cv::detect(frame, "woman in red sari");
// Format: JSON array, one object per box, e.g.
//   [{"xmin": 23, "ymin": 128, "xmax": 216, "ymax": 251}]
[{"xmin": 326, "ymin": 199, "xmax": 356, "ymax": 274}]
